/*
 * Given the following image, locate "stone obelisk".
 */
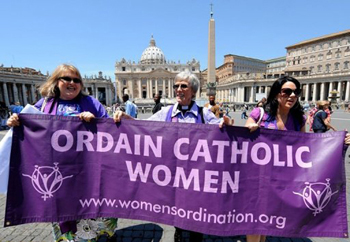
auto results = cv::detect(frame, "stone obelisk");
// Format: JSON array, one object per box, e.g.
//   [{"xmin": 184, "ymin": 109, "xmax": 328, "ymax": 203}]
[{"xmin": 207, "ymin": 3, "xmax": 216, "ymax": 96}]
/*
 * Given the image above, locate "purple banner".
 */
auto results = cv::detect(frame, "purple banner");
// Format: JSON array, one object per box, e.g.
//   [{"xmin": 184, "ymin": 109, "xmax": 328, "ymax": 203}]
[{"xmin": 5, "ymin": 114, "xmax": 349, "ymax": 238}]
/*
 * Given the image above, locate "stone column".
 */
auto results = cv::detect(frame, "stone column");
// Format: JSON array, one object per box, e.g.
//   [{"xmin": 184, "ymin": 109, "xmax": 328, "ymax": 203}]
[
  {"xmin": 329, "ymin": 82, "xmax": 334, "ymax": 93},
  {"xmin": 305, "ymin": 84, "xmax": 310, "ymax": 102},
  {"xmin": 320, "ymin": 83, "xmax": 325, "ymax": 101},
  {"xmin": 312, "ymin": 84, "xmax": 317, "ymax": 102},
  {"xmin": 146, "ymin": 79, "xmax": 150, "ymax": 98},
  {"xmin": 345, "ymin": 81, "xmax": 350, "ymax": 102},
  {"xmin": 149, "ymin": 79, "xmax": 153, "ymax": 98},
  {"xmin": 22, "ymin": 84, "xmax": 28, "ymax": 105},
  {"xmin": 13, "ymin": 83, "xmax": 19, "ymax": 103},
  {"xmin": 337, "ymin": 81, "xmax": 342, "ymax": 102},
  {"xmin": 138, "ymin": 80, "xmax": 142, "ymax": 99},
  {"xmin": 31, "ymin": 84, "xmax": 36, "ymax": 103},
  {"xmin": 117, "ymin": 80, "xmax": 122, "ymax": 101},
  {"xmin": 168, "ymin": 79, "xmax": 171, "ymax": 98},
  {"xmin": 162, "ymin": 79, "xmax": 166, "ymax": 97},
  {"xmin": 155, "ymin": 79, "xmax": 158, "ymax": 95},
  {"xmin": 250, "ymin": 86, "xmax": 254, "ymax": 102},
  {"xmin": 3, "ymin": 82, "xmax": 10, "ymax": 107},
  {"xmin": 94, "ymin": 84, "xmax": 98, "ymax": 100}
]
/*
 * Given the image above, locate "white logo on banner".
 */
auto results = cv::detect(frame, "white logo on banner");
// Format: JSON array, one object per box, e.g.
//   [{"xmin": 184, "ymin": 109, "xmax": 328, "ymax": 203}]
[
  {"xmin": 293, "ymin": 179, "xmax": 338, "ymax": 216},
  {"xmin": 22, "ymin": 163, "xmax": 73, "ymax": 201}
]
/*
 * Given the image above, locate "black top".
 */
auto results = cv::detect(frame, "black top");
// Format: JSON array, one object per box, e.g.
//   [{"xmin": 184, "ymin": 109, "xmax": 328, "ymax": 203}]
[
  {"xmin": 312, "ymin": 110, "xmax": 327, "ymax": 131},
  {"xmin": 152, "ymin": 102, "xmax": 164, "ymax": 114}
]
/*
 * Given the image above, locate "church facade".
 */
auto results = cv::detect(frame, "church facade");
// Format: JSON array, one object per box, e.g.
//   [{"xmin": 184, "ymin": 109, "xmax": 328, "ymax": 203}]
[{"xmin": 115, "ymin": 37, "xmax": 201, "ymax": 104}]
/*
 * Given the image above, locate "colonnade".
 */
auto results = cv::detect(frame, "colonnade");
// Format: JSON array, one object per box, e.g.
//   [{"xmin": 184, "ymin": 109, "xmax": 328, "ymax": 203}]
[
  {"xmin": 216, "ymin": 79, "xmax": 350, "ymax": 104},
  {"xmin": 0, "ymin": 82, "xmax": 38, "ymax": 107}
]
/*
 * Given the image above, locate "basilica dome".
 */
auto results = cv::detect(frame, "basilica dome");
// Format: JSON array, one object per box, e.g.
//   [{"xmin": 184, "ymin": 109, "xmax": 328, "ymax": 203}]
[{"xmin": 140, "ymin": 36, "xmax": 166, "ymax": 64}]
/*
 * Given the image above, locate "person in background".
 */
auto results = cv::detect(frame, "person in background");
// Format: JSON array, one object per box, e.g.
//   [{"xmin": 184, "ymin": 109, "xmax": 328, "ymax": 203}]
[
  {"xmin": 241, "ymin": 103, "xmax": 248, "ymax": 119},
  {"xmin": 256, "ymin": 97, "xmax": 266, "ymax": 107},
  {"xmin": 7, "ymin": 63, "xmax": 116, "ymax": 242},
  {"xmin": 132, "ymin": 101, "xmax": 138, "ymax": 118},
  {"xmin": 218, "ymin": 101, "xmax": 224, "ymax": 118},
  {"xmin": 122, "ymin": 94, "xmax": 136, "ymax": 118},
  {"xmin": 312, "ymin": 100, "xmax": 336, "ymax": 133},
  {"xmin": 152, "ymin": 93, "xmax": 164, "ymax": 114},
  {"xmin": 114, "ymin": 70, "xmax": 232, "ymax": 242},
  {"xmin": 204, "ymin": 95, "xmax": 220, "ymax": 118},
  {"xmin": 244, "ymin": 76, "xmax": 350, "ymax": 242},
  {"xmin": 0, "ymin": 101, "xmax": 10, "ymax": 130}
]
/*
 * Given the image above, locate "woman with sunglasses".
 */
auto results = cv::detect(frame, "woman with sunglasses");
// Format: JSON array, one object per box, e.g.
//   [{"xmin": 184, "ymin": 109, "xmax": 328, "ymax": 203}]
[
  {"xmin": 7, "ymin": 64, "xmax": 117, "ymax": 242},
  {"xmin": 244, "ymin": 76, "xmax": 305, "ymax": 242},
  {"xmin": 114, "ymin": 71, "xmax": 231, "ymax": 242},
  {"xmin": 244, "ymin": 76, "xmax": 350, "ymax": 242}
]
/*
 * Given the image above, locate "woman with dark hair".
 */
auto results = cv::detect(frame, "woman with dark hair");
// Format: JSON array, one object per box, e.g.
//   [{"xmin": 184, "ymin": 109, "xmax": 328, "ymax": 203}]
[
  {"xmin": 244, "ymin": 76, "xmax": 349, "ymax": 242},
  {"xmin": 245, "ymin": 76, "xmax": 306, "ymax": 242},
  {"xmin": 246, "ymin": 76, "xmax": 305, "ymax": 133}
]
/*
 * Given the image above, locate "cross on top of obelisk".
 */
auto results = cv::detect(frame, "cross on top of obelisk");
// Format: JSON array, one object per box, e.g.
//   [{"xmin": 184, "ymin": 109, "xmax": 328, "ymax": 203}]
[{"xmin": 210, "ymin": 3, "xmax": 213, "ymax": 18}]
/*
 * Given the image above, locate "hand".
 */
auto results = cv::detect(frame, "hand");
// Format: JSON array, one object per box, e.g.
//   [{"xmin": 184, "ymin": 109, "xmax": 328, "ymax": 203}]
[
  {"xmin": 219, "ymin": 115, "xmax": 232, "ymax": 128},
  {"xmin": 345, "ymin": 132, "xmax": 350, "ymax": 145},
  {"xmin": 113, "ymin": 110, "xmax": 133, "ymax": 123},
  {"xmin": 78, "ymin": 112, "xmax": 95, "ymax": 122},
  {"xmin": 7, "ymin": 114, "xmax": 20, "ymax": 127},
  {"xmin": 245, "ymin": 123, "xmax": 259, "ymax": 132}
]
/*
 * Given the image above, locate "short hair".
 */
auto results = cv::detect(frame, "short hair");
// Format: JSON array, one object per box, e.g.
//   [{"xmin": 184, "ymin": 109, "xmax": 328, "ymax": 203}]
[
  {"xmin": 174, "ymin": 71, "xmax": 200, "ymax": 94},
  {"xmin": 122, "ymin": 94, "xmax": 129, "ymax": 101},
  {"xmin": 39, "ymin": 64, "xmax": 86, "ymax": 98}
]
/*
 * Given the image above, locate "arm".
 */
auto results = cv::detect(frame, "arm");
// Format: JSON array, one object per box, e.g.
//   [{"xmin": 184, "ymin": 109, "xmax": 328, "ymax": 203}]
[{"xmin": 323, "ymin": 118, "xmax": 336, "ymax": 131}]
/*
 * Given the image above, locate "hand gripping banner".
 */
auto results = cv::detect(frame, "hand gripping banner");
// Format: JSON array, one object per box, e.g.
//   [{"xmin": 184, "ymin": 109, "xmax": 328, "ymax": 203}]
[{"xmin": 4, "ymin": 114, "xmax": 349, "ymax": 238}]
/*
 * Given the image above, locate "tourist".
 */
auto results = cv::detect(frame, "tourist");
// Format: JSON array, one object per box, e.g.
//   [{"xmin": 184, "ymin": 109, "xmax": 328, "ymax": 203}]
[
  {"xmin": 312, "ymin": 100, "xmax": 336, "ymax": 133},
  {"xmin": 7, "ymin": 64, "xmax": 116, "ymax": 242},
  {"xmin": 256, "ymin": 97, "xmax": 266, "ymax": 108},
  {"xmin": 241, "ymin": 103, "xmax": 248, "ymax": 119},
  {"xmin": 244, "ymin": 76, "xmax": 350, "ymax": 242},
  {"xmin": 204, "ymin": 95, "xmax": 220, "ymax": 118},
  {"xmin": 122, "ymin": 94, "xmax": 136, "ymax": 118},
  {"xmin": 152, "ymin": 93, "xmax": 164, "ymax": 114},
  {"xmin": 114, "ymin": 70, "xmax": 231, "ymax": 242}
]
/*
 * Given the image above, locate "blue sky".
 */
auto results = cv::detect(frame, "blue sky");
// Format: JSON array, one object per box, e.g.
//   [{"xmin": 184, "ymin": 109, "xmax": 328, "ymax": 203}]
[{"xmin": 1, "ymin": 0, "xmax": 349, "ymax": 80}]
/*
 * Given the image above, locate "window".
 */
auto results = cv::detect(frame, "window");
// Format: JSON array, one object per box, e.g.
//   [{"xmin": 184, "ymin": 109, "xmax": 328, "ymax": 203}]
[
  {"xmin": 123, "ymin": 80, "xmax": 126, "ymax": 85},
  {"xmin": 335, "ymin": 49, "xmax": 341, "ymax": 58},
  {"xmin": 326, "ymin": 64, "xmax": 331, "ymax": 72},
  {"xmin": 310, "ymin": 66, "xmax": 314, "ymax": 74},
  {"xmin": 310, "ymin": 55, "xmax": 315, "ymax": 62},
  {"xmin": 122, "ymin": 67, "xmax": 126, "ymax": 71},
  {"xmin": 334, "ymin": 62, "xmax": 340, "ymax": 70},
  {"xmin": 344, "ymin": 61, "xmax": 349, "ymax": 69},
  {"xmin": 303, "ymin": 57, "xmax": 308, "ymax": 64},
  {"xmin": 327, "ymin": 51, "xmax": 332, "ymax": 59},
  {"xmin": 192, "ymin": 67, "xmax": 195, "ymax": 71},
  {"xmin": 318, "ymin": 54, "xmax": 323, "ymax": 61},
  {"xmin": 317, "ymin": 65, "xmax": 322, "ymax": 72},
  {"xmin": 345, "ymin": 47, "xmax": 350, "ymax": 57}
]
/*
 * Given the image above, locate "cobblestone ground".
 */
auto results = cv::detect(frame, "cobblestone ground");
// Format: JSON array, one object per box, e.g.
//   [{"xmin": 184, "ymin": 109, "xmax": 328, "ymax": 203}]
[{"xmin": 0, "ymin": 111, "xmax": 349, "ymax": 242}]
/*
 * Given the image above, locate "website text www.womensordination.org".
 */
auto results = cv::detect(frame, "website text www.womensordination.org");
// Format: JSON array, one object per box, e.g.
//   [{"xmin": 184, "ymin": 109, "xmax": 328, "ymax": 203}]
[{"xmin": 79, "ymin": 198, "xmax": 286, "ymax": 229}]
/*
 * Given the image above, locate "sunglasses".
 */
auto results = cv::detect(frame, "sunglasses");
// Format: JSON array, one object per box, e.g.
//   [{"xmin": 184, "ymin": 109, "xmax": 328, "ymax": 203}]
[
  {"xmin": 59, "ymin": 76, "xmax": 82, "ymax": 84},
  {"xmin": 280, "ymin": 88, "xmax": 301, "ymax": 97},
  {"xmin": 173, "ymin": 84, "xmax": 188, "ymax": 89}
]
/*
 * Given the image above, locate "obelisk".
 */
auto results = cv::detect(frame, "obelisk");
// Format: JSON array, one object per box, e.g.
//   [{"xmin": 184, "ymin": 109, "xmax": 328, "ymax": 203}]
[{"xmin": 207, "ymin": 3, "xmax": 216, "ymax": 96}]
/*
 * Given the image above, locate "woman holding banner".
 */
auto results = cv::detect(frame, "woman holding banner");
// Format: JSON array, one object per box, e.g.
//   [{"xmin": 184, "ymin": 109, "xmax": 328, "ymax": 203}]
[
  {"xmin": 7, "ymin": 64, "xmax": 117, "ymax": 242},
  {"xmin": 244, "ymin": 76, "xmax": 350, "ymax": 242},
  {"xmin": 114, "ymin": 70, "xmax": 232, "ymax": 242}
]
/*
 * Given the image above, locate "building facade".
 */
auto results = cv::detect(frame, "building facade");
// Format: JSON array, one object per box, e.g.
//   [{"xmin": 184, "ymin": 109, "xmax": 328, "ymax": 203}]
[
  {"xmin": 215, "ymin": 30, "xmax": 350, "ymax": 104},
  {"xmin": 0, "ymin": 66, "xmax": 114, "ymax": 107},
  {"xmin": 115, "ymin": 36, "xmax": 201, "ymax": 104}
]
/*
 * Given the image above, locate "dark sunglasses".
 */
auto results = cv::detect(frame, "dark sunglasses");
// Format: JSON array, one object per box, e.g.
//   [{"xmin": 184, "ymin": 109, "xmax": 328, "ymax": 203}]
[
  {"xmin": 173, "ymin": 84, "xmax": 188, "ymax": 89},
  {"xmin": 280, "ymin": 88, "xmax": 301, "ymax": 97},
  {"xmin": 59, "ymin": 76, "xmax": 82, "ymax": 84}
]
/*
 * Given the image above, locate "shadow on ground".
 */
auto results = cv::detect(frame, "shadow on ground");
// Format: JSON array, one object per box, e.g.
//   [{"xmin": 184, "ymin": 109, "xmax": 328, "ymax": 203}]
[{"xmin": 111, "ymin": 223, "xmax": 312, "ymax": 242}]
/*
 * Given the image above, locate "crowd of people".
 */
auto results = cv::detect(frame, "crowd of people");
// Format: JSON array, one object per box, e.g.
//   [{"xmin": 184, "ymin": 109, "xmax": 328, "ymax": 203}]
[{"xmin": 5, "ymin": 64, "xmax": 350, "ymax": 242}]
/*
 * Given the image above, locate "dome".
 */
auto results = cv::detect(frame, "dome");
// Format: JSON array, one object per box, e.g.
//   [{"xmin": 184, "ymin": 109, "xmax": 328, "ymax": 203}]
[{"xmin": 140, "ymin": 36, "xmax": 166, "ymax": 64}]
